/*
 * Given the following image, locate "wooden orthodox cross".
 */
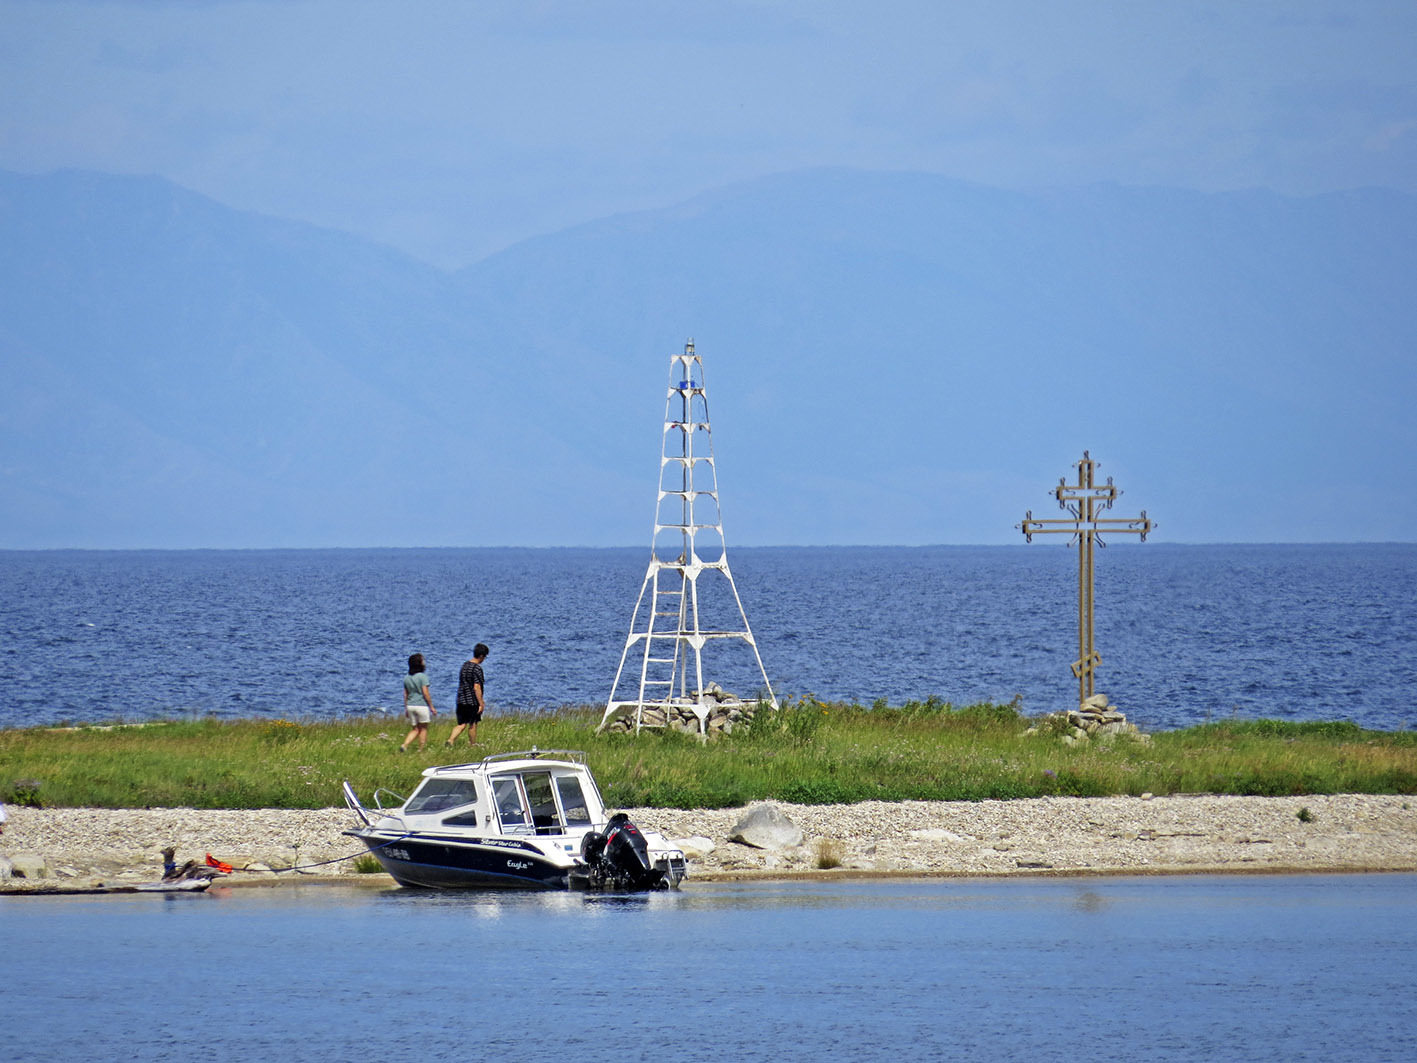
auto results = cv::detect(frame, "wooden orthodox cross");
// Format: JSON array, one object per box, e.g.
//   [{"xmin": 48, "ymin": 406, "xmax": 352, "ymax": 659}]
[{"xmin": 1018, "ymin": 451, "xmax": 1155, "ymax": 708}]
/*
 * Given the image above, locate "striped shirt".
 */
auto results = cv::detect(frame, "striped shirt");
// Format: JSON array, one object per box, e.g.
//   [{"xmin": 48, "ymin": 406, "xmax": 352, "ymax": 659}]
[{"xmin": 457, "ymin": 660, "xmax": 485, "ymax": 708}]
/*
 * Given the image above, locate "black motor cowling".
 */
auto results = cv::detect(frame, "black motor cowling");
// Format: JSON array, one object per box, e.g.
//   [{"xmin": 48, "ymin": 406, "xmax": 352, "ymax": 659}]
[{"xmin": 577, "ymin": 812, "xmax": 667, "ymax": 891}]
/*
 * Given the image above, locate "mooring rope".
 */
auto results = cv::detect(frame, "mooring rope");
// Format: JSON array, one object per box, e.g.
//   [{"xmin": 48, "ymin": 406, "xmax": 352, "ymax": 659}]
[{"xmin": 232, "ymin": 831, "xmax": 414, "ymax": 875}]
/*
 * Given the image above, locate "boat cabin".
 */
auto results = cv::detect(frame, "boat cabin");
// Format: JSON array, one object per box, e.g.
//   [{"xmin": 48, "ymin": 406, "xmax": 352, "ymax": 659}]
[{"xmin": 393, "ymin": 751, "xmax": 609, "ymax": 839}]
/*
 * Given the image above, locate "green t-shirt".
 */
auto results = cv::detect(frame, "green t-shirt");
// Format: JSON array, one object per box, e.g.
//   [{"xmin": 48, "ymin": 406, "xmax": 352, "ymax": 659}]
[{"xmin": 403, "ymin": 672, "xmax": 430, "ymax": 707}]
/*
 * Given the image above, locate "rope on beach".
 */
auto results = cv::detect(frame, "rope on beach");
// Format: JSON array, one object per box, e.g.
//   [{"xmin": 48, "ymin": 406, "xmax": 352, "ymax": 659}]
[{"xmin": 236, "ymin": 832, "xmax": 415, "ymax": 875}]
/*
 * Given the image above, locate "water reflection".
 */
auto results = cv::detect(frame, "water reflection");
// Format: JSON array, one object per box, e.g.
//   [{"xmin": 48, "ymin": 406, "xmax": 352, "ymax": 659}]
[
  {"xmin": 1071, "ymin": 888, "xmax": 1109, "ymax": 913},
  {"xmin": 4, "ymin": 874, "xmax": 1415, "ymax": 1063}
]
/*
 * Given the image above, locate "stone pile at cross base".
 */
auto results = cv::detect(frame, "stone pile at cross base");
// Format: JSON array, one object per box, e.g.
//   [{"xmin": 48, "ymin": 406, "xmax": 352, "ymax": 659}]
[{"xmin": 1022, "ymin": 693, "xmax": 1150, "ymax": 746}]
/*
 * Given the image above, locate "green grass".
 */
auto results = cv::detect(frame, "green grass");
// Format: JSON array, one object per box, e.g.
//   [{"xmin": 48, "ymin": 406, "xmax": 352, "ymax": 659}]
[
  {"xmin": 352, "ymin": 853, "xmax": 385, "ymax": 873},
  {"xmin": 2, "ymin": 700, "xmax": 1414, "ymax": 810}
]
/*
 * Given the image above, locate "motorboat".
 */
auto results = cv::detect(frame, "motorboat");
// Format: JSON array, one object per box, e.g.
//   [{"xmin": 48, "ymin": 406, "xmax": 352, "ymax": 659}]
[{"xmin": 342, "ymin": 749, "xmax": 687, "ymax": 891}]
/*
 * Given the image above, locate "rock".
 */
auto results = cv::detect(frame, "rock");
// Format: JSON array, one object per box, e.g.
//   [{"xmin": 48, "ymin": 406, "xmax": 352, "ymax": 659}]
[
  {"xmin": 909, "ymin": 828, "xmax": 967, "ymax": 843},
  {"xmin": 727, "ymin": 804, "xmax": 804, "ymax": 850},
  {"xmin": 0, "ymin": 855, "xmax": 11, "ymax": 880},
  {"xmin": 9, "ymin": 853, "xmax": 49, "ymax": 879},
  {"xmin": 674, "ymin": 836, "xmax": 716, "ymax": 859},
  {"xmin": 603, "ymin": 692, "xmax": 762, "ymax": 736},
  {"xmin": 1066, "ymin": 694, "xmax": 1149, "ymax": 746}
]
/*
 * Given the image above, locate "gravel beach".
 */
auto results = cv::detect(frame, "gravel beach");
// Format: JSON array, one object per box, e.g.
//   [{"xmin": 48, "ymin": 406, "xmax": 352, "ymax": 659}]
[{"xmin": 4, "ymin": 793, "xmax": 1414, "ymax": 890}]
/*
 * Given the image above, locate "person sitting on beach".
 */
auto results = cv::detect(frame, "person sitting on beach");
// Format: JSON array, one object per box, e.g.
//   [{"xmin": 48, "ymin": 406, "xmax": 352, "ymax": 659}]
[{"xmin": 399, "ymin": 652, "xmax": 437, "ymax": 753}]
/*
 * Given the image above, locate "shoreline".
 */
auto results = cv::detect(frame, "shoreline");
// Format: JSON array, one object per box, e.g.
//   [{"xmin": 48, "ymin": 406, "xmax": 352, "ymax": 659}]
[{"xmin": 3, "ymin": 793, "xmax": 1414, "ymax": 892}]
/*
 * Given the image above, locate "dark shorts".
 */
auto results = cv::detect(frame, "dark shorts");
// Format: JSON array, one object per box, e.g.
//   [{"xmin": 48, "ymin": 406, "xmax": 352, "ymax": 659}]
[{"xmin": 456, "ymin": 703, "xmax": 483, "ymax": 725}]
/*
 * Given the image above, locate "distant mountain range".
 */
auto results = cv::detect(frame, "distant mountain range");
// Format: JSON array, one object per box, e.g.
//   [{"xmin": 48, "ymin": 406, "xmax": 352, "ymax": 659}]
[{"xmin": 2, "ymin": 167, "xmax": 1413, "ymax": 547}]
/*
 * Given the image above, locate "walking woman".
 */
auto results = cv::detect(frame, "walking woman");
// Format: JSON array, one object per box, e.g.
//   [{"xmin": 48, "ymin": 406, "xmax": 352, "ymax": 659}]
[{"xmin": 399, "ymin": 652, "xmax": 437, "ymax": 752}]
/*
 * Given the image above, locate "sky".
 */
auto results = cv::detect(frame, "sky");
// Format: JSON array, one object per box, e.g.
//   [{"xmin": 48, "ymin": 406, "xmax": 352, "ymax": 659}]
[{"xmin": 3, "ymin": 0, "xmax": 1416, "ymax": 269}]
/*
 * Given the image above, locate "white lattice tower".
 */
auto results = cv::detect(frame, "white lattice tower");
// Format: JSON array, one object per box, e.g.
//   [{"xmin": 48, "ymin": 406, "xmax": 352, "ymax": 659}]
[{"xmin": 599, "ymin": 339, "xmax": 777, "ymax": 734}]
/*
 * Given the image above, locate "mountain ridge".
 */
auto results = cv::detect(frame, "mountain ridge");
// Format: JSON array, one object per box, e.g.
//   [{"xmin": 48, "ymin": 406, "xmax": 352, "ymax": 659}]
[{"xmin": 2, "ymin": 166, "xmax": 1413, "ymax": 547}]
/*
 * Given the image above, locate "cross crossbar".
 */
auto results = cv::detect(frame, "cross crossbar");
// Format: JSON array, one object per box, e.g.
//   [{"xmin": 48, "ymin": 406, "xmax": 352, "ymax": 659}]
[{"xmin": 1017, "ymin": 451, "xmax": 1155, "ymax": 707}]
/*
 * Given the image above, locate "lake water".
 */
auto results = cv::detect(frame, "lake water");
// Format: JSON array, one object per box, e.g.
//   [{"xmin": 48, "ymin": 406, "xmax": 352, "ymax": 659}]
[
  {"xmin": 3, "ymin": 875, "xmax": 1414, "ymax": 1062},
  {"xmin": 2, "ymin": 543, "xmax": 1415, "ymax": 731}
]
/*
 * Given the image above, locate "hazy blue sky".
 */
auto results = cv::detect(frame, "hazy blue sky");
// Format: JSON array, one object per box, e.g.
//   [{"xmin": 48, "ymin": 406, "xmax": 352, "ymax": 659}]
[{"xmin": 4, "ymin": 0, "xmax": 1415, "ymax": 268}]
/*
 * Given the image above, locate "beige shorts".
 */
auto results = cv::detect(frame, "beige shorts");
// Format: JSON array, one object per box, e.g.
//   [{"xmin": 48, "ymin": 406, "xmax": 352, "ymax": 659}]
[{"xmin": 405, "ymin": 705, "xmax": 432, "ymax": 725}]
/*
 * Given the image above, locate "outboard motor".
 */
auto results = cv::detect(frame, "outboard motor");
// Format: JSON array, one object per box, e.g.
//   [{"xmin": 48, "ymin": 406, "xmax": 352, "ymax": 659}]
[{"xmin": 578, "ymin": 812, "xmax": 667, "ymax": 891}]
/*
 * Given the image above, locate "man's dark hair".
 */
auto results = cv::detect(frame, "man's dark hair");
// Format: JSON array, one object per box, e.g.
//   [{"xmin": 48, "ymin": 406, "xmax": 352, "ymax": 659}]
[{"xmin": 474, "ymin": 643, "xmax": 490, "ymax": 659}]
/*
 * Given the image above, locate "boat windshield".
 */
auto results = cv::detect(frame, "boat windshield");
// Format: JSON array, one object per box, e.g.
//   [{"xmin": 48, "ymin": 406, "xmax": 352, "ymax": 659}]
[
  {"xmin": 492, "ymin": 776, "xmax": 531, "ymax": 832},
  {"xmin": 491, "ymin": 771, "xmax": 594, "ymax": 834},
  {"xmin": 523, "ymin": 772, "xmax": 560, "ymax": 831},
  {"xmin": 406, "ymin": 778, "xmax": 478, "ymax": 815},
  {"xmin": 555, "ymin": 775, "xmax": 592, "ymax": 826}
]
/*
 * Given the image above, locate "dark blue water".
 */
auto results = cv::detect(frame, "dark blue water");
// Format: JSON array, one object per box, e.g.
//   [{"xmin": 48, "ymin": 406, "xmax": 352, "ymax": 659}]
[
  {"xmin": 1, "ymin": 544, "xmax": 1414, "ymax": 731},
  {"xmin": 3, "ymin": 875, "xmax": 1414, "ymax": 1062}
]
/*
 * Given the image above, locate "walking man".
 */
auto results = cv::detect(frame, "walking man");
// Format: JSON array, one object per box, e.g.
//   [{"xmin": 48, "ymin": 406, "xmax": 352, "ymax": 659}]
[{"xmin": 448, "ymin": 643, "xmax": 489, "ymax": 748}]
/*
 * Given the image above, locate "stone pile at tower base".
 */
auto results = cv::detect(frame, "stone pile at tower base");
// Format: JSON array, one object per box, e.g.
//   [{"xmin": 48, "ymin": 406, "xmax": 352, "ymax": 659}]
[{"xmin": 601, "ymin": 684, "xmax": 764, "ymax": 735}]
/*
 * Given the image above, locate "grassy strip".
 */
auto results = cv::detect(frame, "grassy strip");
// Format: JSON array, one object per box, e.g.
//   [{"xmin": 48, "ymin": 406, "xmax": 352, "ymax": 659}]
[{"xmin": 2, "ymin": 700, "xmax": 1414, "ymax": 811}]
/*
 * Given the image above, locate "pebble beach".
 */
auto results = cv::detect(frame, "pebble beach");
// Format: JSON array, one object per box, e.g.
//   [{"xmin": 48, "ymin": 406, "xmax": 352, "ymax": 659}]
[{"xmin": 3, "ymin": 792, "xmax": 1415, "ymax": 890}]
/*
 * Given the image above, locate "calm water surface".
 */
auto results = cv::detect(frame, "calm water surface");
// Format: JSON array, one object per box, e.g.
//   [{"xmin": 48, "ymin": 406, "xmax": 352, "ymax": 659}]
[
  {"xmin": 3, "ymin": 875, "xmax": 1414, "ymax": 1062},
  {"xmin": 1, "ymin": 543, "xmax": 1414, "ymax": 730}
]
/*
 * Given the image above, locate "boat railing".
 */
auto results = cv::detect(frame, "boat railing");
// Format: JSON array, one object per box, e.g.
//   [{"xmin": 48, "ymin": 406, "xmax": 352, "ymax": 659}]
[
  {"xmin": 476, "ymin": 748, "xmax": 587, "ymax": 767},
  {"xmin": 373, "ymin": 787, "xmax": 407, "ymax": 811},
  {"xmin": 341, "ymin": 780, "xmax": 372, "ymax": 825},
  {"xmin": 342, "ymin": 780, "xmax": 410, "ymax": 828}
]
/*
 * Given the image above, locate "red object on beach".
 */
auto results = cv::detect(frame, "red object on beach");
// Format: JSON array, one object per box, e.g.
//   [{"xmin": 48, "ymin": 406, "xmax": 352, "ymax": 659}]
[{"xmin": 205, "ymin": 853, "xmax": 234, "ymax": 873}]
